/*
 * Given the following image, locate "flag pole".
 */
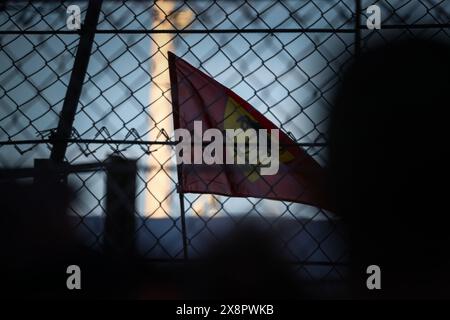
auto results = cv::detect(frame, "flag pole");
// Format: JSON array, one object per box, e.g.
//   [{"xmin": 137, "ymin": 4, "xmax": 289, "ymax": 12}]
[
  {"xmin": 168, "ymin": 51, "xmax": 189, "ymax": 260},
  {"xmin": 178, "ymin": 188, "xmax": 189, "ymax": 260}
]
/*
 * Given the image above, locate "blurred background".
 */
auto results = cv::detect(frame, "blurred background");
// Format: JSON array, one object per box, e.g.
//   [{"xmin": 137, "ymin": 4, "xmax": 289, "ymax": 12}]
[{"xmin": 0, "ymin": 0, "xmax": 449, "ymax": 298}]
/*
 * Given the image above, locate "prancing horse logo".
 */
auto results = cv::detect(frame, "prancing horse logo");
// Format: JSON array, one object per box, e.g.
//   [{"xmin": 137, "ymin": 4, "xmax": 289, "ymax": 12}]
[{"xmin": 223, "ymin": 96, "xmax": 294, "ymax": 182}]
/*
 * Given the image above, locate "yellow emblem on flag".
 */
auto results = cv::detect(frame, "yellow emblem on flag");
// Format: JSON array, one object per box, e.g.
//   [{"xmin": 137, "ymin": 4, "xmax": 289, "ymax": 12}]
[{"xmin": 224, "ymin": 96, "xmax": 294, "ymax": 182}]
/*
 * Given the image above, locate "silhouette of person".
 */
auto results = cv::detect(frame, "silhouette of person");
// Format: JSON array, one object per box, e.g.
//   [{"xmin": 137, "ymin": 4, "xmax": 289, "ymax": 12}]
[
  {"xmin": 328, "ymin": 38, "xmax": 450, "ymax": 298},
  {"xmin": 183, "ymin": 222, "xmax": 305, "ymax": 299}
]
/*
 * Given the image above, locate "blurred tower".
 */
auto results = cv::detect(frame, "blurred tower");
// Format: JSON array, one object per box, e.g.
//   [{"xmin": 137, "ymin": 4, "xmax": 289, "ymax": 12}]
[
  {"xmin": 146, "ymin": 0, "xmax": 192, "ymax": 218},
  {"xmin": 192, "ymin": 194, "xmax": 220, "ymax": 217}
]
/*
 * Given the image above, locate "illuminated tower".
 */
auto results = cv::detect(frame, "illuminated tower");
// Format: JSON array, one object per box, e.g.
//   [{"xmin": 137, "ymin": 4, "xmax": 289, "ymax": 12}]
[{"xmin": 146, "ymin": 0, "xmax": 193, "ymax": 218}]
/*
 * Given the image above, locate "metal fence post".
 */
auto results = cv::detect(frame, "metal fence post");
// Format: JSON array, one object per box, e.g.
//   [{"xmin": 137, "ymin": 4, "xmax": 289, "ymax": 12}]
[
  {"xmin": 355, "ymin": 0, "xmax": 362, "ymax": 58},
  {"xmin": 50, "ymin": 0, "xmax": 103, "ymax": 162},
  {"xmin": 104, "ymin": 155, "xmax": 137, "ymax": 258}
]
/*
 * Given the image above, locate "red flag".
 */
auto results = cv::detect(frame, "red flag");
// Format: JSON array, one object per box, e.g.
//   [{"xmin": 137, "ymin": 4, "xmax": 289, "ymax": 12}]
[{"xmin": 168, "ymin": 52, "xmax": 333, "ymax": 211}]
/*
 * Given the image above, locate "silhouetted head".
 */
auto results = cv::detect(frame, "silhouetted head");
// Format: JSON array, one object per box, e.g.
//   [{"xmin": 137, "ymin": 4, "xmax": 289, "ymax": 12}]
[
  {"xmin": 183, "ymin": 222, "xmax": 304, "ymax": 299},
  {"xmin": 328, "ymin": 39, "xmax": 450, "ymax": 298}
]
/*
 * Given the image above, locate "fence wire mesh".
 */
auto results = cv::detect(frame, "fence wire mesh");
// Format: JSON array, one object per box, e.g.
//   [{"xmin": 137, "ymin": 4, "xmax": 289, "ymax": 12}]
[{"xmin": 1, "ymin": 0, "xmax": 449, "ymax": 282}]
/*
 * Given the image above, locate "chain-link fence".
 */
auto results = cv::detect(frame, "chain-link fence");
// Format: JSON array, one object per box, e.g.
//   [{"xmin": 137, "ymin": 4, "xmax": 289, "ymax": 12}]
[{"xmin": 1, "ymin": 0, "xmax": 449, "ymax": 282}]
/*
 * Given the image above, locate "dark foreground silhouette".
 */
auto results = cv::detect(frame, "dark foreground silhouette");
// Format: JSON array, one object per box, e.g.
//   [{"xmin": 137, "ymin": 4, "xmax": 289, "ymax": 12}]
[
  {"xmin": 0, "ymin": 180, "xmax": 305, "ymax": 299},
  {"xmin": 328, "ymin": 38, "xmax": 450, "ymax": 298}
]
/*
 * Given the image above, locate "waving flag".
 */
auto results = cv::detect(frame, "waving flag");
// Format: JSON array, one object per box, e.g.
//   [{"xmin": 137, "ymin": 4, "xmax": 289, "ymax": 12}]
[{"xmin": 168, "ymin": 52, "xmax": 333, "ymax": 211}]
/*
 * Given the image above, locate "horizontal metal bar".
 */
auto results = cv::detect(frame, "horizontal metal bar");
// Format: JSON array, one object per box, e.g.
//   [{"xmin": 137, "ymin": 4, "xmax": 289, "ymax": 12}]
[
  {"xmin": 0, "ymin": 30, "xmax": 81, "ymax": 35},
  {"xmin": 0, "ymin": 161, "xmax": 105, "ymax": 180},
  {"xmin": 5, "ymin": 160, "xmax": 342, "ymax": 179},
  {"xmin": 0, "ymin": 23, "xmax": 448, "ymax": 35},
  {"xmin": 364, "ymin": 23, "xmax": 450, "ymax": 30},
  {"xmin": 0, "ymin": 139, "xmax": 328, "ymax": 147},
  {"xmin": 0, "ymin": 167, "xmax": 35, "ymax": 179},
  {"xmin": 0, "ymin": 28, "xmax": 352, "ymax": 35},
  {"xmin": 94, "ymin": 28, "xmax": 357, "ymax": 34}
]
